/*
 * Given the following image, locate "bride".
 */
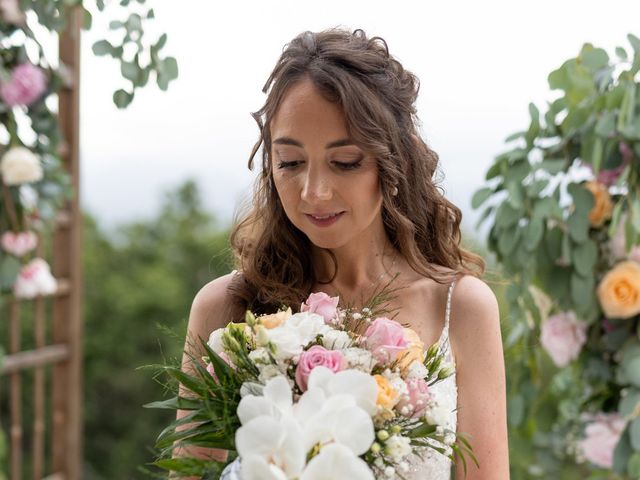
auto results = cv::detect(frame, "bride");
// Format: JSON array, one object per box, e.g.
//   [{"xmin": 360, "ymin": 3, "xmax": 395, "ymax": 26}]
[{"xmin": 177, "ymin": 27, "xmax": 509, "ymax": 479}]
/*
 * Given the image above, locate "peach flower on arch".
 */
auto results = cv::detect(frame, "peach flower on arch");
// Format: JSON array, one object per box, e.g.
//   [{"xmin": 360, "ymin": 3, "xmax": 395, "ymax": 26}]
[
  {"xmin": 584, "ymin": 181, "xmax": 613, "ymax": 228},
  {"xmin": 597, "ymin": 260, "xmax": 640, "ymax": 319}
]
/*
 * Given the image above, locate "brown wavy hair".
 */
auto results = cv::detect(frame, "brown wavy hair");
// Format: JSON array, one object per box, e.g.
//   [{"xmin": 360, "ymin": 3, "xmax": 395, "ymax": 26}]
[{"xmin": 226, "ymin": 27, "xmax": 484, "ymax": 322}]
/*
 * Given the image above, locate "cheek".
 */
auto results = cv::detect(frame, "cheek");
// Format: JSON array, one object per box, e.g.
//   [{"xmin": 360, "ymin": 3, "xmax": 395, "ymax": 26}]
[{"xmin": 272, "ymin": 171, "xmax": 300, "ymax": 210}]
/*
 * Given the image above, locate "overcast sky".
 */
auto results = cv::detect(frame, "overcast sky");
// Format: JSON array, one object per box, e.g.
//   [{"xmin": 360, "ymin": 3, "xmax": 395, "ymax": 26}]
[{"xmin": 78, "ymin": 0, "xmax": 640, "ymax": 238}]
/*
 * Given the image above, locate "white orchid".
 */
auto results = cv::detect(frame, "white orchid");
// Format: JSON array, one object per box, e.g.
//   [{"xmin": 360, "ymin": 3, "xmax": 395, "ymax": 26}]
[
  {"xmin": 235, "ymin": 415, "xmax": 306, "ymax": 480},
  {"xmin": 307, "ymin": 366, "xmax": 379, "ymax": 416},
  {"xmin": 237, "ymin": 376, "xmax": 293, "ymax": 424},
  {"xmin": 295, "ymin": 391, "xmax": 375, "ymax": 455},
  {"xmin": 301, "ymin": 443, "xmax": 374, "ymax": 480}
]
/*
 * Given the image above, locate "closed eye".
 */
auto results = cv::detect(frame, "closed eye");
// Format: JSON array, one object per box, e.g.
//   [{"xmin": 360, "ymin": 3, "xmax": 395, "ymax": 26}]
[
  {"xmin": 277, "ymin": 161, "xmax": 302, "ymax": 169},
  {"xmin": 334, "ymin": 161, "xmax": 362, "ymax": 170}
]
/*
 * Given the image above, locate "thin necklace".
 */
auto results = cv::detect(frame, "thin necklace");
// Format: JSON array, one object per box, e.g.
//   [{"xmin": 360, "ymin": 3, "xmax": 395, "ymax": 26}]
[
  {"xmin": 369, "ymin": 251, "xmax": 398, "ymax": 290},
  {"xmin": 329, "ymin": 250, "xmax": 399, "ymax": 302}
]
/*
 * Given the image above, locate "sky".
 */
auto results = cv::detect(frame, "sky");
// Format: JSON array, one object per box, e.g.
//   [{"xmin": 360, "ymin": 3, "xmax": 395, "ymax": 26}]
[{"xmin": 77, "ymin": 0, "xmax": 640, "ymax": 238}]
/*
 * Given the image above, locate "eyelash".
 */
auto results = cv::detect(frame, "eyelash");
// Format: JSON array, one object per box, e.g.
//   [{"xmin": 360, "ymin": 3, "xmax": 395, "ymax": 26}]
[{"xmin": 277, "ymin": 160, "xmax": 363, "ymax": 170}]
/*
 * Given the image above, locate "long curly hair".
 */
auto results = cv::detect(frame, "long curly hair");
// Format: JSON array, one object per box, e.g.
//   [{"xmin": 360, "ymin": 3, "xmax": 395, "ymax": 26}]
[{"xmin": 225, "ymin": 27, "xmax": 484, "ymax": 321}]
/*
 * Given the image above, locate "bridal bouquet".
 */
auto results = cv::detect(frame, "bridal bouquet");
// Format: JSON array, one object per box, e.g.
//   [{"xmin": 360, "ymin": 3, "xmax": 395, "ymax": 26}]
[{"xmin": 148, "ymin": 291, "xmax": 474, "ymax": 479}]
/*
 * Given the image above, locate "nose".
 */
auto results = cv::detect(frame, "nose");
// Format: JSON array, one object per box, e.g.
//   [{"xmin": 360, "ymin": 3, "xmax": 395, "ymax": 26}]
[{"xmin": 301, "ymin": 166, "xmax": 332, "ymax": 202}]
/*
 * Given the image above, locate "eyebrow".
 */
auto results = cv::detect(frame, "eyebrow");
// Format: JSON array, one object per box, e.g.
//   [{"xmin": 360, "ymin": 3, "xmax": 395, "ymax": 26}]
[{"xmin": 272, "ymin": 137, "xmax": 355, "ymax": 149}]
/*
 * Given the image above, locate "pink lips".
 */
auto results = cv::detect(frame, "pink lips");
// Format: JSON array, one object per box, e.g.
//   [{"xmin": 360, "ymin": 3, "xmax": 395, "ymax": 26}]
[{"xmin": 305, "ymin": 211, "xmax": 345, "ymax": 227}]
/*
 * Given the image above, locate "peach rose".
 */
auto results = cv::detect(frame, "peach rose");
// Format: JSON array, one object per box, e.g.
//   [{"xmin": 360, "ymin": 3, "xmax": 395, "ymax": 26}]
[
  {"xmin": 258, "ymin": 307, "xmax": 292, "ymax": 329},
  {"xmin": 597, "ymin": 261, "xmax": 640, "ymax": 319},
  {"xmin": 397, "ymin": 328, "xmax": 425, "ymax": 372},
  {"xmin": 374, "ymin": 374, "xmax": 399, "ymax": 409},
  {"xmin": 584, "ymin": 181, "xmax": 613, "ymax": 228}
]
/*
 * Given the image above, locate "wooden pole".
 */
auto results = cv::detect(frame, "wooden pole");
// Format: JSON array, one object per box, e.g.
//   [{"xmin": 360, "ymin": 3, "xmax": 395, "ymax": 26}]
[{"xmin": 51, "ymin": 7, "xmax": 83, "ymax": 479}]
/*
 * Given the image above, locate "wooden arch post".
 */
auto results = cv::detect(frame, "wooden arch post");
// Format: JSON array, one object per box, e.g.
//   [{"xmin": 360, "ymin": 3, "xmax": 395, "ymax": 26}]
[{"xmin": 52, "ymin": 6, "xmax": 83, "ymax": 480}]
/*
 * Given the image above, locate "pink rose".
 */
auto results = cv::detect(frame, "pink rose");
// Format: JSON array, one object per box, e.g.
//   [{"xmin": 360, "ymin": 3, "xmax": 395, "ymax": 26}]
[
  {"xmin": 13, "ymin": 257, "xmax": 57, "ymax": 299},
  {"xmin": 301, "ymin": 292, "xmax": 339, "ymax": 324},
  {"xmin": 396, "ymin": 378, "xmax": 433, "ymax": 418},
  {"xmin": 1, "ymin": 231, "xmax": 37, "ymax": 256},
  {"xmin": 579, "ymin": 413, "xmax": 627, "ymax": 468},
  {"xmin": 0, "ymin": 63, "xmax": 47, "ymax": 107},
  {"xmin": 540, "ymin": 311, "xmax": 587, "ymax": 368},
  {"xmin": 364, "ymin": 317, "xmax": 409, "ymax": 364},
  {"xmin": 295, "ymin": 345, "xmax": 343, "ymax": 392}
]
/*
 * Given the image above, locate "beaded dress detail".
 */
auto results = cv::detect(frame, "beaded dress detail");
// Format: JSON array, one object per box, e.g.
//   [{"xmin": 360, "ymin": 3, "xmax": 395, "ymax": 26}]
[{"xmin": 403, "ymin": 280, "xmax": 458, "ymax": 480}]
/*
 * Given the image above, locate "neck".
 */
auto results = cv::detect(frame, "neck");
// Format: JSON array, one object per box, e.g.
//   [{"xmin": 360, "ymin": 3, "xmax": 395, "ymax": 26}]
[{"xmin": 311, "ymin": 236, "xmax": 400, "ymax": 304}]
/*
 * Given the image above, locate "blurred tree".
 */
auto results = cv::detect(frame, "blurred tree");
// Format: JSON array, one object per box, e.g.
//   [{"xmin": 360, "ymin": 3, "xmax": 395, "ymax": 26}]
[{"xmin": 82, "ymin": 179, "xmax": 233, "ymax": 479}]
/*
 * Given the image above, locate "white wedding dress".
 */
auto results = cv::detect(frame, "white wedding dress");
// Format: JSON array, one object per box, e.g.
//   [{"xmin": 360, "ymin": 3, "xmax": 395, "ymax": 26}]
[
  {"xmin": 221, "ymin": 280, "xmax": 458, "ymax": 480},
  {"xmin": 402, "ymin": 280, "xmax": 458, "ymax": 479}
]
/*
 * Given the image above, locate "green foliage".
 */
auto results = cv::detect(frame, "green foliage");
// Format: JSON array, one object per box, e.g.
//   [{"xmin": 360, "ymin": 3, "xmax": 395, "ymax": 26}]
[
  {"xmin": 475, "ymin": 34, "xmax": 640, "ymax": 478},
  {"xmin": 82, "ymin": 180, "xmax": 233, "ymax": 479},
  {"xmin": 17, "ymin": 0, "xmax": 178, "ymax": 108}
]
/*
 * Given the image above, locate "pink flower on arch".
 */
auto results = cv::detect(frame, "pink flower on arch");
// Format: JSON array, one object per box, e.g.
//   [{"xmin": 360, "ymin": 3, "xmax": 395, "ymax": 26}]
[
  {"xmin": 13, "ymin": 257, "xmax": 57, "ymax": 299},
  {"xmin": 540, "ymin": 311, "xmax": 587, "ymax": 368},
  {"xmin": 1, "ymin": 231, "xmax": 37, "ymax": 257},
  {"xmin": 579, "ymin": 412, "xmax": 627, "ymax": 469},
  {"xmin": 0, "ymin": 63, "xmax": 47, "ymax": 107}
]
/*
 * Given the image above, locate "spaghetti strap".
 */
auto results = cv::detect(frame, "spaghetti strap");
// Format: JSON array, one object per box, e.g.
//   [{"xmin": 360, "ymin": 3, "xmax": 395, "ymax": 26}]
[{"xmin": 438, "ymin": 280, "xmax": 456, "ymax": 352}]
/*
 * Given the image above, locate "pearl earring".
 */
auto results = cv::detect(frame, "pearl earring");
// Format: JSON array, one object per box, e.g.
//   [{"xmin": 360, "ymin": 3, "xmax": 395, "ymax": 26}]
[{"xmin": 391, "ymin": 186, "xmax": 398, "ymax": 196}]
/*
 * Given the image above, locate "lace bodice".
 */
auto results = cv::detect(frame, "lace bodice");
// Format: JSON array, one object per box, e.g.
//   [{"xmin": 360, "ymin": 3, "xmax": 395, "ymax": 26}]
[{"xmin": 403, "ymin": 280, "xmax": 458, "ymax": 480}]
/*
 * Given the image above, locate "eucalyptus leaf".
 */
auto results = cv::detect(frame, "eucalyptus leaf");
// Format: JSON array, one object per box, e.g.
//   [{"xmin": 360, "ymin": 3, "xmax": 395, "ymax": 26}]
[
  {"xmin": 572, "ymin": 240, "xmax": 598, "ymax": 277},
  {"xmin": 0, "ymin": 256, "xmax": 21, "ymax": 289},
  {"xmin": 570, "ymin": 272, "xmax": 593, "ymax": 315},
  {"xmin": 113, "ymin": 89, "xmax": 134, "ymax": 109},
  {"xmin": 614, "ymin": 428, "xmax": 632, "ymax": 475},
  {"xmin": 629, "ymin": 419, "xmax": 640, "ymax": 451},
  {"xmin": 92, "ymin": 39, "xmax": 115, "ymax": 56},
  {"xmin": 616, "ymin": 46, "xmax": 629, "ymax": 61},
  {"xmin": 595, "ymin": 111, "xmax": 616, "ymax": 138},
  {"xmin": 539, "ymin": 158, "xmax": 566, "ymax": 175},
  {"xmin": 525, "ymin": 217, "xmax": 544, "ymax": 251},
  {"xmin": 471, "ymin": 187, "xmax": 493, "ymax": 209},
  {"xmin": 567, "ymin": 210, "xmax": 590, "ymax": 243}
]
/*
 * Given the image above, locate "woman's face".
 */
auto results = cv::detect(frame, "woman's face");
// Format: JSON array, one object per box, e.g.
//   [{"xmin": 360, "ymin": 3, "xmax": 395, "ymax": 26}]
[{"xmin": 270, "ymin": 78, "xmax": 384, "ymax": 250}]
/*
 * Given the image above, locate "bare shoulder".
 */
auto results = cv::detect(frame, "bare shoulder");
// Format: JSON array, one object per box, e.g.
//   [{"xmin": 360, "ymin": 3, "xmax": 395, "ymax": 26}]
[
  {"xmin": 186, "ymin": 271, "xmax": 237, "ymax": 348},
  {"xmin": 449, "ymin": 275, "xmax": 502, "ymax": 366},
  {"xmin": 450, "ymin": 275, "xmax": 499, "ymax": 320}
]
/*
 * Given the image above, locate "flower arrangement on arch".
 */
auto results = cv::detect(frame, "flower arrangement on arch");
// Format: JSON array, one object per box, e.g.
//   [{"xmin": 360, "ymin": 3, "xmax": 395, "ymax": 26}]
[
  {"xmin": 474, "ymin": 34, "xmax": 640, "ymax": 477},
  {"xmin": 0, "ymin": 0, "xmax": 178, "ymax": 306}
]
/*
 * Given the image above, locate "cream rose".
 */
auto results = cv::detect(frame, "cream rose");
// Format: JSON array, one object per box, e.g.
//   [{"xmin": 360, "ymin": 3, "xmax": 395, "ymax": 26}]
[{"xmin": 1, "ymin": 147, "xmax": 43, "ymax": 186}]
